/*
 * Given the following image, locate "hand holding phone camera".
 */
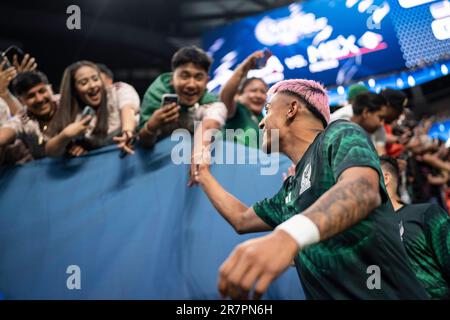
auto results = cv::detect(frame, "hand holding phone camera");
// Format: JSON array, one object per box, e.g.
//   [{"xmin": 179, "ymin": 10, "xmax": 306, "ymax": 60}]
[
  {"xmin": 61, "ymin": 107, "xmax": 95, "ymax": 140},
  {"xmin": 3, "ymin": 46, "xmax": 37, "ymax": 73},
  {"xmin": 81, "ymin": 106, "xmax": 96, "ymax": 125},
  {"xmin": 3, "ymin": 46, "xmax": 25, "ymax": 66},
  {"xmin": 161, "ymin": 93, "xmax": 179, "ymax": 107},
  {"xmin": 255, "ymin": 48, "xmax": 272, "ymax": 69}
]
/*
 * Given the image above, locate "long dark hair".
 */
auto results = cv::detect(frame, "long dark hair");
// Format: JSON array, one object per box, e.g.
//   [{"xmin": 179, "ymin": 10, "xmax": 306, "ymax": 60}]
[{"xmin": 48, "ymin": 61, "xmax": 108, "ymax": 138}]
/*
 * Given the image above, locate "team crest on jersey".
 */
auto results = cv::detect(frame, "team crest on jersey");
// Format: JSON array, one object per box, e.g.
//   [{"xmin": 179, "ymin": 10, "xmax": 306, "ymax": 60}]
[
  {"xmin": 299, "ymin": 162, "xmax": 312, "ymax": 195},
  {"xmin": 285, "ymin": 192, "xmax": 292, "ymax": 204},
  {"xmin": 399, "ymin": 220, "xmax": 404, "ymax": 242}
]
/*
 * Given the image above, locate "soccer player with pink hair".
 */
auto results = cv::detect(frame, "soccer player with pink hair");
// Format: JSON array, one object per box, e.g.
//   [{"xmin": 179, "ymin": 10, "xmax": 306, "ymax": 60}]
[{"xmin": 194, "ymin": 79, "xmax": 428, "ymax": 300}]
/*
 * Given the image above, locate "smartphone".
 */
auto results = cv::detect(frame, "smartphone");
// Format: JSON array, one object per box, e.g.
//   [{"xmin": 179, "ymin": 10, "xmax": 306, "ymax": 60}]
[
  {"xmin": 255, "ymin": 48, "xmax": 272, "ymax": 69},
  {"xmin": 161, "ymin": 93, "xmax": 179, "ymax": 106},
  {"xmin": 82, "ymin": 106, "xmax": 96, "ymax": 126},
  {"xmin": 82, "ymin": 106, "xmax": 96, "ymax": 117},
  {"xmin": 0, "ymin": 54, "xmax": 11, "ymax": 71},
  {"xmin": 3, "ymin": 45, "xmax": 25, "ymax": 66}
]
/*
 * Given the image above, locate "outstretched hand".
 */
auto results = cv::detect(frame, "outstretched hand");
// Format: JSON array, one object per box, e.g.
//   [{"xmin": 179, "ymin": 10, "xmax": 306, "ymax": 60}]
[
  {"xmin": 240, "ymin": 50, "xmax": 266, "ymax": 72},
  {"xmin": 188, "ymin": 148, "xmax": 211, "ymax": 187},
  {"xmin": 113, "ymin": 130, "xmax": 136, "ymax": 156}
]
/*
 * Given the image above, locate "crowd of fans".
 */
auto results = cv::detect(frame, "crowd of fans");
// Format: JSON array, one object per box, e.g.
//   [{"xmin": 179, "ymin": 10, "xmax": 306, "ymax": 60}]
[
  {"xmin": 330, "ymin": 83, "xmax": 450, "ymax": 213},
  {"xmin": 0, "ymin": 46, "xmax": 449, "ymax": 212}
]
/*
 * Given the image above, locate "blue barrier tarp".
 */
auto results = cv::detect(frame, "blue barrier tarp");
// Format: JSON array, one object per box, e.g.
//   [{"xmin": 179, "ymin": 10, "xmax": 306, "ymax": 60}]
[{"xmin": 0, "ymin": 137, "xmax": 304, "ymax": 299}]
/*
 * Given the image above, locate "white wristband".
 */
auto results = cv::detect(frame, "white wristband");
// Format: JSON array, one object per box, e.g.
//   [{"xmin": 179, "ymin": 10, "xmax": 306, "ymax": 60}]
[{"xmin": 276, "ymin": 214, "xmax": 320, "ymax": 250}]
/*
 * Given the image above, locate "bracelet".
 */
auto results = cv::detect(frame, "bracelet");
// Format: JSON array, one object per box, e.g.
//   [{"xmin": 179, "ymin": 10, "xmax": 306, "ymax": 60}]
[
  {"xmin": 276, "ymin": 214, "xmax": 320, "ymax": 250},
  {"xmin": 122, "ymin": 130, "xmax": 134, "ymax": 139},
  {"xmin": 143, "ymin": 121, "xmax": 162, "ymax": 138}
]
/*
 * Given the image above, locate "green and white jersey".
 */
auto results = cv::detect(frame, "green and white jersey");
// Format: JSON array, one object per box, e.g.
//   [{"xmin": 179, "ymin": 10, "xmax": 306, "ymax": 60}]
[
  {"xmin": 253, "ymin": 120, "xmax": 428, "ymax": 299},
  {"xmin": 398, "ymin": 203, "xmax": 450, "ymax": 299}
]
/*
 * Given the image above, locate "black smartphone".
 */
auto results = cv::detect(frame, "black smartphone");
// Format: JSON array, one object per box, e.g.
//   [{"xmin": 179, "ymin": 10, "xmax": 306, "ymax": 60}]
[
  {"xmin": 0, "ymin": 54, "xmax": 11, "ymax": 71},
  {"xmin": 161, "ymin": 93, "xmax": 179, "ymax": 106},
  {"xmin": 3, "ymin": 46, "xmax": 25, "ymax": 66}
]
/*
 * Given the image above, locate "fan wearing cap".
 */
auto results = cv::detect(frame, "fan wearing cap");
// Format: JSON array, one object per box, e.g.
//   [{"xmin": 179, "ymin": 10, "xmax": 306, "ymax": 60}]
[
  {"xmin": 329, "ymin": 83, "xmax": 370, "ymax": 122},
  {"xmin": 194, "ymin": 79, "xmax": 428, "ymax": 300}
]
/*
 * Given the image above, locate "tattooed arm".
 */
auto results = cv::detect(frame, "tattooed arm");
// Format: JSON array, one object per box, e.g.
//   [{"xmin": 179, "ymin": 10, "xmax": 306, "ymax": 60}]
[
  {"xmin": 303, "ymin": 166, "xmax": 381, "ymax": 240},
  {"xmin": 217, "ymin": 166, "xmax": 382, "ymax": 300}
]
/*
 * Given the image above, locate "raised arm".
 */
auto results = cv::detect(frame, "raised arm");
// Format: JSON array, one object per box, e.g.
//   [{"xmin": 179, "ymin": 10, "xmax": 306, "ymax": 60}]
[
  {"xmin": 0, "ymin": 61, "xmax": 22, "ymax": 116},
  {"xmin": 112, "ymin": 104, "xmax": 139, "ymax": 155},
  {"xmin": 422, "ymin": 153, "xmax": 450, "ymax": 172},
  {"xmin": 220, "ymin": 51, "xmax": 264, "ymax": 119}
]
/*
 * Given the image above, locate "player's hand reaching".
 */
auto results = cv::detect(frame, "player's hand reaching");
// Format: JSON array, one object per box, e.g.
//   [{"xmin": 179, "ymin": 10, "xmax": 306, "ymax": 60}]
[
  {"xmin": 189, "ymin": 147, "xmax": 211, "ymax": 187},
  {"xmin": 218, "ymin": 229, "xmax": 299, "ymax": 300}
]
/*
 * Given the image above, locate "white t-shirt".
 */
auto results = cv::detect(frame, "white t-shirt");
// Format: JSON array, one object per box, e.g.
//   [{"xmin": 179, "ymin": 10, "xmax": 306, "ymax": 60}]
[
  {"xmin": 179, "ymin": 101, "xmax": 227, "ymax": 133},
  {"xmin": 3, "ymin": 111, "xmax": 49, "ymax": 158},
  {"xmin": 0, "ymin": 97, "xmax": 11, "ymax": 126},
  {"xmin": 75, "ymin": 81, "xmax": 140, "ymax": 148},
  {"xmin": 330, "ymin": 104, "xmax": 353, "ymax": 122}
]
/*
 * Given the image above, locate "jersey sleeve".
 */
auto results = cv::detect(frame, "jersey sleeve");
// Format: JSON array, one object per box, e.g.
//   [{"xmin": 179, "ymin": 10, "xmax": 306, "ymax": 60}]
[
  {"xmin": 324, "ymin": 121, "xmax": 388, "ymax": 202},
  {"xmin": 424, "ymin": 204, "xmax": 450, "ymax": 281},
  {"xmin": 252, "ymin": 183, "xmax": 287, "ymax": 228}
]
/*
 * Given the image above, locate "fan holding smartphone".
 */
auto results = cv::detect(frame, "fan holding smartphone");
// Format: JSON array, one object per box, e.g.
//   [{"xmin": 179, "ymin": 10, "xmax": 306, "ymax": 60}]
[
  {"xmin": 219, "ymin": 49, "xmax": 270, "ymax": 148},
  {"xmin": 142, "ymin": 93, "xmax": 181, "ymax": 137},
  {"xmin": 1, "ymin": 46, "xmax": 37, "ymax": 73}
]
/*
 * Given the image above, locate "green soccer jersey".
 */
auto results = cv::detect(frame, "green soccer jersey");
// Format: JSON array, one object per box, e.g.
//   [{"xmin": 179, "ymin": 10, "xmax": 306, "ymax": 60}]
[
  {"xmin": 253, "ymin": 120, "xmax": 428, "ymax": 299},
  {"xmin": 397, "ymin": 203, "xmax": 450, "ymax": 299},
  {"xmin": 223, "ymin": 102, "xmax": 263, "ymax": 148}
]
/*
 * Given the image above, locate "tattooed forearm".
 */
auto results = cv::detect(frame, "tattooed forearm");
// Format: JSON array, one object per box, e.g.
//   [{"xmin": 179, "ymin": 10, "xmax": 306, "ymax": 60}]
[{"xmin": 303, "ymin": 176, "xmax": 381, "ymax": 240}]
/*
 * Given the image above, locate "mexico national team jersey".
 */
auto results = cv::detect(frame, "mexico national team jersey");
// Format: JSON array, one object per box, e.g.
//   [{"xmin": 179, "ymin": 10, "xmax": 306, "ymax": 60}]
[
  {"xmin": 253, "ymin": 120, "xmax": 428, "ymax": 299},
  {"xmin": 397, "ymin": 203, "xmax": 450, "ymax": 299}
]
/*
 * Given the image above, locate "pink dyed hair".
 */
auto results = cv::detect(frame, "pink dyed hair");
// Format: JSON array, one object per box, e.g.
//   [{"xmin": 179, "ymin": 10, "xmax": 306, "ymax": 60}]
[{"xmin": 268, "ymin": 79, "xmax": 330, "ymax": 124}]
